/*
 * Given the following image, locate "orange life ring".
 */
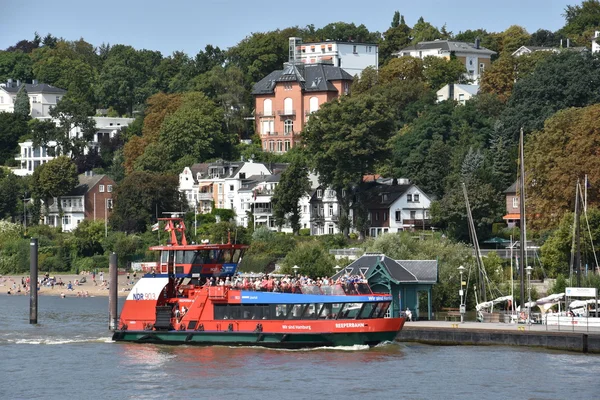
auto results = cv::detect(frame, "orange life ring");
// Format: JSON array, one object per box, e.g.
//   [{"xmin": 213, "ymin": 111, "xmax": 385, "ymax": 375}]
[{"xmin": 520, "ymin": 312, "xmax": 526, "ymax": 320}]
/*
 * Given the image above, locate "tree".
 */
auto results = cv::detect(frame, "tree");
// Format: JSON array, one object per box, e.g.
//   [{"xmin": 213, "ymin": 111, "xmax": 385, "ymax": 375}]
[
  {"xmin": 96, "ymin": 45, "xmax": 162, "ymax": 115},
  {"xmin": 30, "ymin": 93, "xmax": 96, "ymax": 163},
  {"xmin": 499, "ymin": 25, "xmax": 530, "ymax": 55},
  {"xmin": 454, "ymin": 29, "xmax": 501, "ymax": 55},
  {"xmin": 0, "ymin": 50, "xmax": 34, "ymax": 82},
  {"xmin": 410, "ymin": 17, "xmax": 442, "ymax": 44},
  {"xmin": 379, "ymin": 13, "xmax": 412, "ymax": 66},
  {"xmin": 379, "ymin": 56, "xmax": 424, "ymax": 83},
  {"xmin": 422, "ymin": 55, "xmax": 468, "ymax": 89},
  {"xmin": 525, "ymin": 104, "xmax": 600, "ymax": 229},
  {"xmin": 155, "ymin": 92, "xmax": 231, "ymax": 165},
  {"xmin": 0, "ymin": 112, "xmax": 28, "ymax": 165},
  {"xmin": 14, "ymin": 84, "xmax": 30, "ymax": 118},
  {"xmin": 302, "ymin": 94, "xmax": 394, "ymax": 236},
  {"xmin": 561, "ymin": 0, "xmax": 600, "ymax": 45},
  {"xmin": 191, "ymin": 65, "xmax": 251, "ymax": 137},
  {"xmin": 0, "ymin": 169, "xmax": 22, "ymax": 219},
  {"xmin": 227, "ymin": 27, "xmax": 304, "ymax": 86},
  {"xmin": 34, "ymin": 156, "xmax": 78, "ymax": 228},
  {"xmin": 307, "ymin": 22, "xmax": 380, "ymax": 43},
  {"xmin": 272, "ymin": 156, "xmax": 311, "ymax": 234},
  {"xmin": 279, "ymin": 241, "xmax": 336, "ymax": 278},
  {"xmin": 500, "ymin": 51, "xmax": 600, "ymax": 141},
  {"xmin": 529, "ymin": 29, "xmax": 558, "ymax": 47},
  {"xmin": 110, "ymin": 171, "xmax": 184, "ymax": 233}
]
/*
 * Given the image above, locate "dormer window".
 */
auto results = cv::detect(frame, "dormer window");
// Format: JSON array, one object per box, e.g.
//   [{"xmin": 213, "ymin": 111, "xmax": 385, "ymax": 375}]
[
  {"xmin": 317, "ymin": 189, "xmax": 322, "ymax": 198},
  {"xmin": 382, "ymin": 193, "xmax": 388, "ymax": 201}
]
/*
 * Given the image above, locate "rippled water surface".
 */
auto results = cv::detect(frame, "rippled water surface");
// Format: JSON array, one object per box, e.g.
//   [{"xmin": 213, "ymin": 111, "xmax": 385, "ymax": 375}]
[{"xmin": 2, "ymin": 294, "xmax": 599, "ymax": 400}]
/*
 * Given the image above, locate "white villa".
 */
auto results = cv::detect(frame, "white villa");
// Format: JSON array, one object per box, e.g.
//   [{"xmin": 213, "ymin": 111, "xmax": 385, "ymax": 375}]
[{"xmin": 0, "ymin": 79, "xmax": 66, "ymax": 117}]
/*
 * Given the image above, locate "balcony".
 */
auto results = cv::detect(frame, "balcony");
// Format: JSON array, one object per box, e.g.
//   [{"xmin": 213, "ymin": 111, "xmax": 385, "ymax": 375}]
[
  {"xmin": 402, "ymin": 219, "xmax": 432, "ymax": 229},
  {"xmin": 277, "ymin": 109, "xmax": 296, "ymax": 117},
  {"xmin": 256, "ymin": 111, "xmax": 274, "ymax": 117},
  {"xmin": 197, "ymin": 192, "xmax": 213, "ymax": 200},
  {"xmin": 254, "ymin": 207, "xmax": 272, "ymax": 215}
]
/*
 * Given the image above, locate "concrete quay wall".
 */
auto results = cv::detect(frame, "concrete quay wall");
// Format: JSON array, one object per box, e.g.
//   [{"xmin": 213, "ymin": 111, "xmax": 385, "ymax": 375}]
[{"xmin": 397, "ymin": 326, "xmax": 600, "ymax": 353}]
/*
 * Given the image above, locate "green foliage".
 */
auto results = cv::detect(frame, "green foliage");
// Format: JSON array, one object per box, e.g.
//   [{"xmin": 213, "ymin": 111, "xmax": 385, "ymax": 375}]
[
  {"xmin": 0, "ymin": 236, "xmax": 29, "ymax": 274},
  {"xmin": 0, "ymin": 170, "xmax": 23, "ymax": 219},
  {"xmin": 14, "ymin": 85, "xmax": 30, "ymax": 118},
  {"xmin": 410, "ymin": 17, "xmax": 442, "ymax": 44},
  {"xmin": 561, "ymin": 0, "xmax": 600, "ymax": 45},
  {"xmin": 422, "ymin": 55, "xmax": 468, "ymax": 89},
  {"xmin": 500, "ymin": 51, "xmax": 600, "ymax": 140},
  {"xmin": 35, "ymin": 156, "xmax": 78, "ymax": 199},
  {"xmin": 272, "ymin": 156, "xmax": 311, "ymax": 233},
  {"xmin": 72, "ymin": 220, "xmax": 105, "ymax": 257},
  {"xmin": 526, "ymin": 105, "xmax": 600, "ymax": 229},
  {"xmin": 280, "ymin": 241, "xmax": 336, "ymax": 278},
  {"xmin": 0, "ymin": 112, "xmax": 27, "ymax": 165},
  {"xmin": 238, "ymin": 254, "xmax": 276, "ymax": 274},
  {"xmin": 110, "ymin": 171, "xmax": 184, "ymax": 233},
  {"xmin": 302, "ymin": 93, "xmax": 394, "ymax": 234}
]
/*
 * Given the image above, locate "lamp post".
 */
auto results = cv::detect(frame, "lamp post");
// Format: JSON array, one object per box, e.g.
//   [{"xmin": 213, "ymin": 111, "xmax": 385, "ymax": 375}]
[
  {"xmin": 526, "ymin": 265, "xmax": 533, "ymax": 324},
  {"xmin": 23, "ymin": 193, "xmax": 27, "ymax": 233},
  {"xmin": 293, "ymin": 265, "xmax": 299, "ymax": 277},
  {"xmin": 458, "ymin": 265, "xmax": 465, "ymax": 323}
]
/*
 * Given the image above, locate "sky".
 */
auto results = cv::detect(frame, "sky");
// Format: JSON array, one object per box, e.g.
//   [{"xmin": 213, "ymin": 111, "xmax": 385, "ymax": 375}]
[{"xmin": 1, "ymin": 0, "xmax": 578, "ymax": 56}]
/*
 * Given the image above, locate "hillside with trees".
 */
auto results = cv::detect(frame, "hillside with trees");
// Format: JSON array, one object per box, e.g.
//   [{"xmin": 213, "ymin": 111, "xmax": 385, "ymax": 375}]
[{"xmin": 2, "ymin": 1, "xmax": 600, "ymax": 303}]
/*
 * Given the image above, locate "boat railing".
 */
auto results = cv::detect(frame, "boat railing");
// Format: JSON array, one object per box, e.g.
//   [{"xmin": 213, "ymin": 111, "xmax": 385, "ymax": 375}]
[{"xmin": 194, "ymin": 281, "xmax": 374, "ymax": 296}]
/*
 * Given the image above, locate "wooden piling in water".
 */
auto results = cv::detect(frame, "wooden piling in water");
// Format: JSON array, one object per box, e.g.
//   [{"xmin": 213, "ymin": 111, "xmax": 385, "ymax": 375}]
[
  {"xmin": 109, "ymin": 252, "xmax": 118, "ymax": 331},
  {"xmin": 29, "ymin": 238, "xmax": 38, "ymax": 324}
]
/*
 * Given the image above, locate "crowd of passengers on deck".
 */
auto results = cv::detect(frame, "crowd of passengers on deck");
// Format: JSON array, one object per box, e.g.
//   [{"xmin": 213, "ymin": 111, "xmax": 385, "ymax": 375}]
[{"xmin": 191, "ymin": 274, "xmax": 371, "ymax": 294}]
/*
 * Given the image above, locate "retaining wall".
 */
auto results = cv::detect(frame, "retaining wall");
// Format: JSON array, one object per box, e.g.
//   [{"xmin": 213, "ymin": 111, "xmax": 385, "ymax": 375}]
[{"xmin": 397, "ymin": 326, "xmax": 600, "ymax": 353}]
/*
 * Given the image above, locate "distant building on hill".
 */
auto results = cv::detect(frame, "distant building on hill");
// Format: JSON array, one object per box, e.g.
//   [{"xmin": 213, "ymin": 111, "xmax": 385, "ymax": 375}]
[
  {"xmin": 0, "ymin": 79, "xmax": 66, "ymax": 118},
  {"xmin": 252, "ymin": 38, "xmax": 355, "ymax": 154}
]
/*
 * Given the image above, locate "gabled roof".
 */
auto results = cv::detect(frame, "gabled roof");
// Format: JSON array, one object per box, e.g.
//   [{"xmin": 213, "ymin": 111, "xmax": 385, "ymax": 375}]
[
  {"xmin": 454, "ymin": 84, "xmax": 480, "ymax": 95},
  {"xmin": 505, "ymin": 181, "xmax": 518, "ymax": 194},
  {"xmin": 70, "ymin": 173, "xmax": 111, "ymax": 196},
  {"xmin": 335, "ymin": 254, "xmax": 417, "ymax": 283},
  {"xmin": 252, "ymin": 63, "xmax": 353, "ymax": 95},
  {"xmin": 397, "ymin": 40, "xmax": 496, "ymax": 56},
  {"xmin": 396, "ymin": 260, "xmax": 438, "ymax": 283},
  {"xmin": 1, "ymin": 82, "xmax": 66, "ymax": 95},
  {"xmin": 362, "ymin": 183, "xmax": 413, "ymax": 208},
  {"xmin": 190, "ymin": 163, "xmax": 209, "ymax": 182}
]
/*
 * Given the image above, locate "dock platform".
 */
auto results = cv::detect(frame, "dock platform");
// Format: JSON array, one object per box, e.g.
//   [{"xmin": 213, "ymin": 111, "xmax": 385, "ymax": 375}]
[{"xmin": 397, "ymin": 320, "xmax": 600, "ymax": 353}]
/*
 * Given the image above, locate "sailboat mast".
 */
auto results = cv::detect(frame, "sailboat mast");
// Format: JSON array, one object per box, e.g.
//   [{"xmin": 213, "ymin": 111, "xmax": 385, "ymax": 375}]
[
  {"xmin": 518, "ymin": 128, "xmax": 526, "ymax": 310},
  {"xmin": 575, "ymin": 180, "xmax": 582, "ymax": 287}
]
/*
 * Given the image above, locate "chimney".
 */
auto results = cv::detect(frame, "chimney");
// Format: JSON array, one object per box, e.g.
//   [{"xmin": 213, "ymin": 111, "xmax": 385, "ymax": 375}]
[
  {"xmin": 16, "ymin": 79, "xmax": 21, "ymax": 87},
  {"xmin": 567, "ymin": 38, "xmax": 570, "ymax": 48},
  {"xmin": 475, "ymin": 38, "xmax": 480, "ymax": 49},
  {"xmin": 560, "ymin": 39, "xmax": 563, "ymax": 48},
  {"xmin": 32, "ymin": 79, "xmax": 38, "ymax": 85},
  {"xmin": 7, "ymin": 78, "xmax": 13, "ymax": 87}
]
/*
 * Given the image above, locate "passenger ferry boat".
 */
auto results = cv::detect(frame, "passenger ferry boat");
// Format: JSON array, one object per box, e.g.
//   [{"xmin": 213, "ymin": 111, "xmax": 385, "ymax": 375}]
[{"xmin": 112, "ymin": 218, "xmax": 404, "ymax": 348}]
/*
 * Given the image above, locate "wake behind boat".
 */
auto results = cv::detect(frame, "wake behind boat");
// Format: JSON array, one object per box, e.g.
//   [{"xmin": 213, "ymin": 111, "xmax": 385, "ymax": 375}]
[{"xmin": 111, "ymin": 217, "xmax": 404, "ymax": 348}]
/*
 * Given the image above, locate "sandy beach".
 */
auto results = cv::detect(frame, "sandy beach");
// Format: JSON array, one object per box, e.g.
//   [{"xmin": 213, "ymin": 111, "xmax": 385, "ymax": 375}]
[{"xmin": 0, "ymin": 272, "xmax": 138, "ymax": 297}]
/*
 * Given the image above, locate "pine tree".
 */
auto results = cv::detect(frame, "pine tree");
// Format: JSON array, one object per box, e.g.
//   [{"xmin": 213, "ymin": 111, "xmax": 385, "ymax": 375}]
[{"xmin": 13, "ymin": 84, "xmax": 30, "ymax": 118}]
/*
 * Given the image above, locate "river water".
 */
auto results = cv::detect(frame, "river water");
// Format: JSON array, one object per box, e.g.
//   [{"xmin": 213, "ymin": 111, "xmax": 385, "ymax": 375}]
[{"xmin": 1, "ymin": 294, "xmax": 599, "ymax": 400}]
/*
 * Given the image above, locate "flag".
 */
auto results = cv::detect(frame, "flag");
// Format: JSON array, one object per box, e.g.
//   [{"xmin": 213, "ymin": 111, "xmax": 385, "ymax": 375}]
[{"xmin": 151, "ymin": 222, "xmax": 159, "ymax": 231}]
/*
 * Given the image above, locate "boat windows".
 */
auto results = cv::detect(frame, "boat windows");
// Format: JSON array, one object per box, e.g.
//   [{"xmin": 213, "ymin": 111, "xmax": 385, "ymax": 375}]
[
  {"xmin": 358, "ymin": 302, "xmax": 379, "ymax": 319},
  {"xmin": 286, "ymin": 304, "xmax": 308, "ymax": 320},
  {"xmin": 375, "ymin": 302, "xmax": 391, "ymax": 318},
  {"xmin": 175, "ymin": 251, "xmax": 195, "ymax": 264},
  {"xmin": 232, "ymin": 249, "xmax": 244, "ymax": 263},
  {"xmin": 337, "ymin": 303, "xmax": 363, "ymax": 319},
  {"xmin": 302, "ymin": 303, "xmax": 323, "ymax": 319}
]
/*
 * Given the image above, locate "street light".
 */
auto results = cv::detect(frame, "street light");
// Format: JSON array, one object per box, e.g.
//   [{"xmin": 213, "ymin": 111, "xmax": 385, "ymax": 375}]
[
  {"xmin": 458, "ymin": 266, "xmax": 465, "ymax": 323},
  {"xmin": 293, "ymin": 265, "xmax": 299, "ymax": 277},
  {"xmin": 526, "ymin": 265, "xmax": 533, "ymax": 324}
]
